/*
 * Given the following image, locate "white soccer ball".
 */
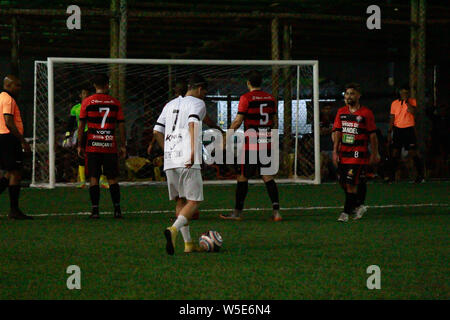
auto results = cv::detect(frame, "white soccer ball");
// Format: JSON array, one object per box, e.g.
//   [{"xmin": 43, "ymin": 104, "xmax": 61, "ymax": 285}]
[{"xmin": 199, "ymin": 230, "xmax": 223, "ymax": 252}]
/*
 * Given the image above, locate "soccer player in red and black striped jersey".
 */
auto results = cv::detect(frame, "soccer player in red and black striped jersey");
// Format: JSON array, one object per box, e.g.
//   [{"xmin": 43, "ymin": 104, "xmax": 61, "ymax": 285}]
[
  {"xmin": 220, "ymin": 70, "xmax": 281, "ymax": 221},
  {"xmin": 332, "ymin": 83, "xmax": 380, "ymax": 222},
  {"xmin": 77, "ymin": 74, "xmax": 126, "ymax": 219}
]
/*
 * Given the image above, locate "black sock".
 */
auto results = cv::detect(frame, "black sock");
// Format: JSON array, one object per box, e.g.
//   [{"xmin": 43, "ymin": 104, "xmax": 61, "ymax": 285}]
[
  {"xmin": 265, "ymin": 179, "xmax": 280, "ymax": 210},
  {"xmin": 109, "ymin": 183, "xmax": 120, "ymax": 208},
  {"xmin": 356, "ymin": 182, "xmax": 367, "ymax": 207},
  {"xmin": 235, "ymin": 181, "xmax": 249, "ymax": 211},
  {"xmin": 89, "ymin": 185, "xmax": 100, "ymax": 209},
  {"xmin": 8, "ymin": 185, "xmax": 20, "ymax": 209},
  {"xmin": 344, "ymin": 192, "xmax": 358, "ymax": 214},
  {"xmin": 413, "ymin": 156, "xmax": 424, "ymax": 177},
  {"xmin": 391, "ymin": 157, "xmax": 399, "ymax": 180},
  {"xmin": 0, "ymin": 177, "xmax": 8, "ymax": 195}
]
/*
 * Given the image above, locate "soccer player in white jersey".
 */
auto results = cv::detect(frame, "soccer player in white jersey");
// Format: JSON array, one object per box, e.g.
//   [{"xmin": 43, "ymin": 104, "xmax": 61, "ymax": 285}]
[{"xmin": 153, "ymin": 74, "xmax": 208, "ymax": 255}]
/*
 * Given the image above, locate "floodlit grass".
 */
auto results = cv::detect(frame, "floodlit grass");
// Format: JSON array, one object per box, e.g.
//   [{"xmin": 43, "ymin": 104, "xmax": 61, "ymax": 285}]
[{"xmin": 0, "ymin": 182, "xmax": 448, "ymax": 299}]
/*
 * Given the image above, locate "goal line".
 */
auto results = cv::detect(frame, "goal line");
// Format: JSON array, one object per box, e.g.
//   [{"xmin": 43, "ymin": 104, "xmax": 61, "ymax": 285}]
[{"xmin": 31, "ymin": 203, "xmax": 449, "ymax": 217}]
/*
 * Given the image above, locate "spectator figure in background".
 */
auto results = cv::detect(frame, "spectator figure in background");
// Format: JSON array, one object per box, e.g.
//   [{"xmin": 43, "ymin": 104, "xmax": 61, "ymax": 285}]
[
  {"xmin": 320, "ymin": 104, "xmax": 336, "ymax": 180},
  {"xmin": 426, "ymin": 103, "xmax": 449, "ymax": 178},
  {"xmin": 296, "ymin": 134, "xmax": 315, "ymax": 178},
  {"xmin": 388, "ymin": 85, "xmax": 424, "ymax": 183}
]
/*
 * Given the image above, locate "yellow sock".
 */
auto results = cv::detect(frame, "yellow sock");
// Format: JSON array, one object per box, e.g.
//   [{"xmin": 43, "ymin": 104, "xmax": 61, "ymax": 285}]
[
  {"xmin": 79, "ymin": 166, "xmax": 85, "ymax": 183},
  {"xmin": 100, "ymin": 175, "xmax": 107, "ymax": 183}
]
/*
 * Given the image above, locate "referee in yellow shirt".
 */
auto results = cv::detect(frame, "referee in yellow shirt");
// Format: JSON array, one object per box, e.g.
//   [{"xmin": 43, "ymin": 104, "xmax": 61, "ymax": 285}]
[
  {"xmin": 0, "ymin": 75, "xmax": 33, "ymax": 219},
  {"xmin": 388, "ymin": 85, "xmax": 424, "ymax": 183}
]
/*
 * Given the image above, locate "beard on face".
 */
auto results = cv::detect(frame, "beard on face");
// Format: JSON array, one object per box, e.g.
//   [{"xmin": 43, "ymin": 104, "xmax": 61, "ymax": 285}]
[{"xmin": 346, "ymin": 98, "xmax": 355, "ymax": 106}]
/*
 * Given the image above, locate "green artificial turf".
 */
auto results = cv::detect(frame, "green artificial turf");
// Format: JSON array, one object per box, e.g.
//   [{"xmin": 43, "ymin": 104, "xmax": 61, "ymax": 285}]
[{"xmin": 0, "ymin": 182, "xmax": 448, "ymax": 299}]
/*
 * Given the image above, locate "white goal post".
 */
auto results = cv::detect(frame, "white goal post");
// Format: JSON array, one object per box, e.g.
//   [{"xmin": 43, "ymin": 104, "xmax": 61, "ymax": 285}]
[{"xmin": 33, "ymin": 58, "xmax": 320, "ymax": 189}]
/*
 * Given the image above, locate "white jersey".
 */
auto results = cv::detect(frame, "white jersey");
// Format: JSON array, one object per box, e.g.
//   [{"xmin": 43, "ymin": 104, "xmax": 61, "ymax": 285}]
[{"xmin": 154, "ymin": 95, "xmax": 206, "ymax": 171}]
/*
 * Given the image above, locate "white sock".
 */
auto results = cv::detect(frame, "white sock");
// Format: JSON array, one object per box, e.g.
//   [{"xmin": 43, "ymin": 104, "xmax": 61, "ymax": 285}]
[
  {"xmin": 180, "ymin": 225, "xmax": 192, "ymax": 243},
  {"xmin": 172, "ymin": 215, "xmax": 188, "ymax": 230}
]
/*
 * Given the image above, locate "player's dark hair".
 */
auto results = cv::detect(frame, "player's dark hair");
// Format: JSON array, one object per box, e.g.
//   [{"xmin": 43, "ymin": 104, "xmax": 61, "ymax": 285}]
[
  {"xmin": 80, "ymin": 83, "xmax": 93, "ymax": 93},
  {"xmin": 344, "ymin": 82, "xmax": 361, "ymax": 94},
  {"xmin": 92, "ymin": 74, "xmax": 109, "ymax": 87},
  {"xmin": 246, "ymin": 70, "xmax": 262, "ymax": 87},
  {"xmin": 399, "ymin": 84, "xmax": 410, "ymax": 91},
  {"xmin": 187, "ymin": 74, "xmax": 207, "ymax": 90},
  {"xmin": 174, "ymin": 78, "xmax": 188, "ymax": 97}
]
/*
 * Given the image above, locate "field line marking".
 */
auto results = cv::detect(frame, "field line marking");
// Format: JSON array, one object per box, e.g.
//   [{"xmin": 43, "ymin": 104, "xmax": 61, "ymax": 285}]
[{"xmin": 31, "ymin": 203, "xmax": 449, "ymax": 217}]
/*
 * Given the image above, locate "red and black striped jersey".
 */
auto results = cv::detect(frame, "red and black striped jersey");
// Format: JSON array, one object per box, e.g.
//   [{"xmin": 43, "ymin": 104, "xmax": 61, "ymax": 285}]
[
  {"xmin": 237, "ymin": 90, "xmax": 276, "ymax": 151},
  {"xmin": 79, "ymin": 93, "xmax": 124, "ymax": 154},
  {"xmin": 332, "ymin": 105, "xmax": 376, "ymax": 164}
]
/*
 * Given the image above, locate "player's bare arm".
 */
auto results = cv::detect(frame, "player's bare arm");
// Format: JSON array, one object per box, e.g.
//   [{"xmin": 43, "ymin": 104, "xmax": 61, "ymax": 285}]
[
  {"xmin": 77, "ymin": 119, "xmax": 86, "ymax": 158},
  {"xmin": 117, "ymin": 122, "xmax": 126, "ymax": 159},
  {"xmin": 406, "ymin": 102, "xmax": 416, "ymax": 115},
  {"xmin": 369, "ymin": 132, "xmax": 380, "ymax": 165},
  {"xmin": 4, "ymin": 114, "xmax": 30, "ymax": 153},
  {"xmin": 147, "ymin": 136, "xmax": 156, "ymax": 155},
  {"xmin": 186, "ymin": 122, "xmax": 197, "ymax": 168},
  {"xmin": 332, "ymin": 131, "xmax": 342, "ymax": 168},
  {"xmin": 225, "ymin": 113, "xmax": 245, "ymax": 145},
  {"xmin": 153, "ymin": 130, "xmax": 164, "ymax": 151}
]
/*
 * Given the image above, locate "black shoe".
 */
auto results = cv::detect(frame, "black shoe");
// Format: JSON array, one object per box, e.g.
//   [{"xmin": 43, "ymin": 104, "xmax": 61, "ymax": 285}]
[
  {"xmin": 89, "ymin": 207, "xmax": 100, "ymax": 219},
  {"xmin": 114, "ymin": 206, "xmax": 123, "ymax": 219},
  {"xmin": 8, "ymin": 208, "xmax": 34, "ymax": 220},
  {"xmin": 414, "ymin": 176, "xmax": 425, "ymax": 184}
]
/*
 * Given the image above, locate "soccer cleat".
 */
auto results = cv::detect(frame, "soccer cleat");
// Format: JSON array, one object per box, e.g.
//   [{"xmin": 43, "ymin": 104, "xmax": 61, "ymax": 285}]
[
  {"xmin": 184, "ymin": 241, "xmax": 205, "ymax": 253},
  {"xmin": 164, "ymin": 226, "xmax": 178, "ymax": 255},
  {"xmin": 8, "ymin": 208, "xmax": 33, "ymax": 220},
  {"xmin": 100, "ymin": 181, "xmax": 109, "ymax": 189},
  {"xmin": 89, "ymin": 207, "xmax": 100, "ymax": 219},
  {"xmin": 76, "ymin": 181, "xmax": 87, "ymax": 189},
  {"xmin": 114, "ymin": 206, "xmax": 123, "ymax": 219},
  {"xmin": 337, "ymin": 212, "xmax": 349, "ymax": 222},
  {"xmin": 219, "ymin": 212, "xmax": 242, "ymax": 221},
  {"xmin": 270, "ymin": 210, "xmax": 282, "ymax": 222},
  {"xmin": 414, "ymin": 176, "xmax": 425, "ymax": 184},
  {"xmin": 353, "ymin": 205, "xmax": 367, "ymax": 220}
]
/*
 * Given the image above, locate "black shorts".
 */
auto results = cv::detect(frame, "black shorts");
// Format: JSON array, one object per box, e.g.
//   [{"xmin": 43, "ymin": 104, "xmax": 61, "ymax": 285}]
[
  {"xmin": 338, "ymin": 163, "xmax": 366, "ymax": 186},
  {"xmin": 238, "ymin": 149, "xmax": 273, "ymax": 178},
  {"xmin": 85, "ymin": 152, "xmax": 119, "ymax": 179},
  {"xmin": 393, "ymin": 126, "xmax": 417, "ymax": 150},
  {"xmin": 0, "ymin": 133, "xmax": 23, "ymax": 171}
]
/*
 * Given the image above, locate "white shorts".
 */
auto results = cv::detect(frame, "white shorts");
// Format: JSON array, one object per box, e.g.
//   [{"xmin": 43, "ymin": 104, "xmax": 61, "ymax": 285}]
[{"xmin": 166, "ymin": 168, "xmax": 203, "ymax": 201}]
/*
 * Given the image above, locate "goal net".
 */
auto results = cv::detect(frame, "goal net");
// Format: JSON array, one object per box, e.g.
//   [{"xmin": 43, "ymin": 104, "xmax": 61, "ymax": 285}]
[{"xmin": 32, "ymin": 58, "xmax": 320, "ymax": 188}]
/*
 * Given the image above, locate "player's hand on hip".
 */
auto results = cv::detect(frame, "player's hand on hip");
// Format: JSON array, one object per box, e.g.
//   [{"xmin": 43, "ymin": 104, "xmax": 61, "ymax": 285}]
[{"xmin": 77, "ymin": 146, "xmax": 85, "ymax": 159}]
